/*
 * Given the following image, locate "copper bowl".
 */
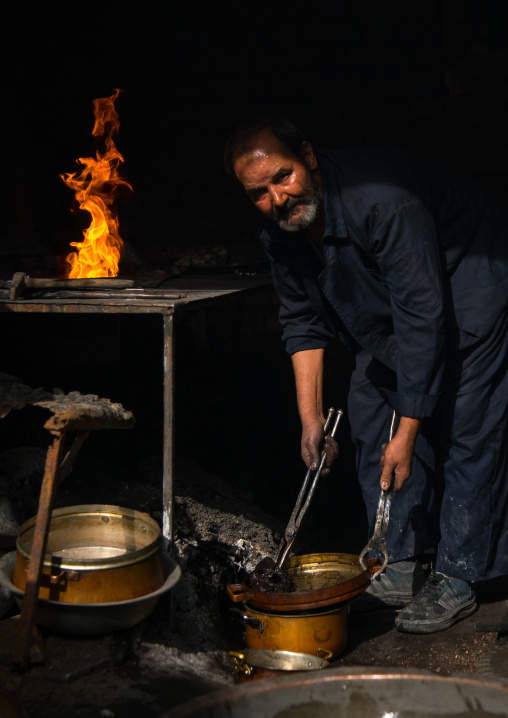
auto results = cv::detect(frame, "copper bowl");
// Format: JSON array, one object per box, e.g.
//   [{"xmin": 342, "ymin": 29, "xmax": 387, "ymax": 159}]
[
  {"xmin": 162, "ymin": 668, "xmax": 508, "ymax": 717},
  {"xmin": 229, "ymin": 648, "xmax": 332, "ymax": 682},
  {"xmin": 228, "ymin": 553, "xmax": 378, "ymax": 612}
]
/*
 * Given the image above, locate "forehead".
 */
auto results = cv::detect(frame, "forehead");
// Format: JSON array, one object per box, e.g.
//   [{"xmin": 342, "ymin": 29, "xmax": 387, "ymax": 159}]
[{"xmin": 233, "ymin": 129, "xmax": 298, "ymax": 184}]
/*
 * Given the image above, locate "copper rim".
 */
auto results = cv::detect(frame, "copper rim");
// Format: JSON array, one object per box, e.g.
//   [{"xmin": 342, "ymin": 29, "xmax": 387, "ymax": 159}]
[{"xmin": 228, "ymin": 553, "xmax": 378, "ymax": 612}]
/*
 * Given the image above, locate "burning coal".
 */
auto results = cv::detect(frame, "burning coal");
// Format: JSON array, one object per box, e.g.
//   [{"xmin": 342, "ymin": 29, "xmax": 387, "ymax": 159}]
[{"xmin": 60, "ymin": 88, "xmax": 132, "ymax": 278}]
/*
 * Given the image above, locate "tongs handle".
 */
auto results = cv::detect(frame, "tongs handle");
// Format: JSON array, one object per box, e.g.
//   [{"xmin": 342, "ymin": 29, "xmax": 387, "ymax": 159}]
[
  {"xmin": 275, "ymin": 408, "xmax": 343, "ymax": 569},
  {"xmin": 359, "ymin": 409, "xmax": 397, "ymax": 573}
]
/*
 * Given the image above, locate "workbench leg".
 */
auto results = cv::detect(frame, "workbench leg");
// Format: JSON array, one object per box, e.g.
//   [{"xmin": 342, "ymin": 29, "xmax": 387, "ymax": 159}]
[{"xmin": 162, "ymin": 313, "xmax": 174, "ymax": 542}]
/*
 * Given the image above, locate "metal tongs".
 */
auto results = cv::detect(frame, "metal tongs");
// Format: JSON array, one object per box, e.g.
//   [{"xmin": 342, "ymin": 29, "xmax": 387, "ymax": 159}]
[
  {"xmin": 274, "ymin": 407, "xmax": 343, "ymax": 570},
  {"xmin": 359, "ymin": 409, "xmax": 397, "ymax": 573}
]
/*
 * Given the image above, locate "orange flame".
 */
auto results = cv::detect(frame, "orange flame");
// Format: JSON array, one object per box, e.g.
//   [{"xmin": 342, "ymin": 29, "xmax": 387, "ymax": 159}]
[{"xmin": 60, "ymin": 88, "xmax": 132, "ymax": 278}]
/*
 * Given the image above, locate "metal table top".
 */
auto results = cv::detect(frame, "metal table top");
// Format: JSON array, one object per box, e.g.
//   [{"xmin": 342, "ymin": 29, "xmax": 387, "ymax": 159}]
[
  {"xmin": 0, "ymin": 274, "xmax": 272, "ymax": 314},
  {"xmin": 0, "ymin": 274, "xmax": 273, "ymax": 540}
]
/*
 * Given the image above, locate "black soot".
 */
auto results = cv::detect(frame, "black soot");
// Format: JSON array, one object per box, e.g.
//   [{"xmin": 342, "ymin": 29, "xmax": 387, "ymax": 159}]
[{"xmin": 246, "ymin": 556, "xmax": 296, "ymax": 593}]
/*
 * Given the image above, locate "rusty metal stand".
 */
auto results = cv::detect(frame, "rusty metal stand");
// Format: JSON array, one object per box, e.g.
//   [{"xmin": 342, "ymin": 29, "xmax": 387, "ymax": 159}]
[
  {"xmin": 0, "ymin": 381, "xmax": 135, "ymax": 669},
  {"xmin": 12, "ymin": 430, "xmax": 69, "ymax": 667}
]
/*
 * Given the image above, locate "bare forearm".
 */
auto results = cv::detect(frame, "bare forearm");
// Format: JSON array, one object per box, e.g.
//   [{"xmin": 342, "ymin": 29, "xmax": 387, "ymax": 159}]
[
  {"xmin": 396, "ymin": 416, "xmax": 421, "ymax": 445},
  {"xmin": 291, "ymin": 348, "xmax": 325, "ymax": 424},
  {"xmin": 292, "ymin": 348, "xmax": 336, "ymax": 470}
]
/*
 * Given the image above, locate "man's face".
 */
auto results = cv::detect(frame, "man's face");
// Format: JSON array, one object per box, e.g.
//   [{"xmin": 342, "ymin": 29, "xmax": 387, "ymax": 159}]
[{"xmin": 232, "ymin": 129, "xmax": 322, "ymax": 232}]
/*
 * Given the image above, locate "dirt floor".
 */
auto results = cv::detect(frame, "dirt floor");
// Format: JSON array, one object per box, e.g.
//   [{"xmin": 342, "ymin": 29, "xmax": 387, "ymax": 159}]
[
  {"xmin": 1, "ymin": 451, "xmax": 508, "ymax": 718},
  {"xmin": 0, "ymin": 608, "xmax": 506, "ymax": 715},
  {"xmin": 1, "ymin": 572, "xmax": 508, "ymax": 717}
]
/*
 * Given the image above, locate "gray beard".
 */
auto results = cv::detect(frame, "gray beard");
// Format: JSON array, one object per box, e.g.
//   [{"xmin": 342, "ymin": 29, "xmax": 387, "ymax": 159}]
[{"xmin": 273, "ymin": 186, "xmax": 322, "ymax": 233}]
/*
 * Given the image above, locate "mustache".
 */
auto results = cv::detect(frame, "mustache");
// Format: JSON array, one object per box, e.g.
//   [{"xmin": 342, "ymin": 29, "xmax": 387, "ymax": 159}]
[{"xmin": 273, "ymin": 196, "xmax": 313, "ymax": 222}]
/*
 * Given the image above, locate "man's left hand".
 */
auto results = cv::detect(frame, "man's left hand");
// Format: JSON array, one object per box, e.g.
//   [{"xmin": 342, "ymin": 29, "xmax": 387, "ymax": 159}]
[{"xmin": 379, "ymin": 416, "xmax": 421, "ymax": 492}]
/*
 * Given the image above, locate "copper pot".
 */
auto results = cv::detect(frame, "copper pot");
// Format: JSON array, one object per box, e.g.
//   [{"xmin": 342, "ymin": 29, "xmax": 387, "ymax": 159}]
[
  {"xmin": 231, "ymin": 602, "xmax": 348, "ymax": 658},
  {"xmin": 227, "ymin": 553, "xmax": 377, "ymax": 612},
  {"xmin": 12, "ymin": 504, "xmax": 165, "ymax": 603}
]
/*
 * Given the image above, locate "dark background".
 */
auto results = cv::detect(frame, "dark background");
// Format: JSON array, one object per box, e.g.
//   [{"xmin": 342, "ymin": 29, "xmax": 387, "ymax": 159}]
[
  {"xmin": 3, "ymin": 0, "xmax": 508, "ymax": 267},
  {"xmin": 2, "ymin": 0, "xmax": 508, "ymax": 549}
]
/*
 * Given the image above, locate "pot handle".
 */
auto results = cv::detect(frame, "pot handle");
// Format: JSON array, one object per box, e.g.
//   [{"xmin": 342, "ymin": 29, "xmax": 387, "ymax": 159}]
[
  {"xmin": 316, "ymin": 648, "xmax": 333, "ymax": 660},
  {"xmin": 229, "ymin": 607, "xmax": 264, "ymax": 633},
  {"xmin": 227, "ymin": 583, "xmax": 249, "ymax": 602},
  {"xmin": 229, "ymin": 651, "xmax": 252, "ymax": 676},
  {"xmin": 49, "ymin": 570, "xmax": 80, "ymax": 585}
]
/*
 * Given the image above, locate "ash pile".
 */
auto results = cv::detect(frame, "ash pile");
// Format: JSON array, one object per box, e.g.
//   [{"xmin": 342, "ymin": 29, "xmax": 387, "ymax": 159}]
[
  {"xmin": 144, "ymin": 458, "xmax": 283, "ymax": 654},
  {"xmin": 125, "ymin": 457, "xmax": 284, "ymax": 688}
]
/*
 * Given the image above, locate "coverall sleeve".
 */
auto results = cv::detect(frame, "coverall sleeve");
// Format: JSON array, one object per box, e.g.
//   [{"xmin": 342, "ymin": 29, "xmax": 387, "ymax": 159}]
[
  {"xmin": 371, "ymin": 199, "xmax": 447, "ymax": 418},
  {"xmin": 261, "ymin": 232, "xmax": 335, "ymax": 355}
]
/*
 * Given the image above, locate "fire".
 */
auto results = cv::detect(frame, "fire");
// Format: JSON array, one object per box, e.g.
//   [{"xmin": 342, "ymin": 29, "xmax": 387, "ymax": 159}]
[{"xmin": 60, "ymin": 88, "xmax": 132, "ymax": 278}]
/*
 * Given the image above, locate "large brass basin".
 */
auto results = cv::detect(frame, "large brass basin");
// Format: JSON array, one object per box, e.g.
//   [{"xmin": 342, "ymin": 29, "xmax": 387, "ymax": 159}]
[{"xmin": 13, "ymin": 504, "xmax": 165, "ymax": 603}]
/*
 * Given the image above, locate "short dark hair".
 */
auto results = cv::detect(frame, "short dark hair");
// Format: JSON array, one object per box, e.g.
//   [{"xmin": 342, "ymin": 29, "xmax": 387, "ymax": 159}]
[{"xmin": 224, "ymin": 115, "xmax": 306, "ymax": 176}]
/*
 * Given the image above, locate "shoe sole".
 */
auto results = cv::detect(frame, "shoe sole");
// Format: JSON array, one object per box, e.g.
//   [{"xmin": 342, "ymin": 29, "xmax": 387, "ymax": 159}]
[{"xmin": 395, "ymin": 597, "xmax": 477, "ymax": 634}]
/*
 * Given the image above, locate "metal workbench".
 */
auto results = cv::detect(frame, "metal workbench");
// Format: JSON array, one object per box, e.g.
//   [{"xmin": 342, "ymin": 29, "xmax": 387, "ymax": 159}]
[{"xmin": 0, "ymin": 274, "xmax": 273, "ymax": 541}]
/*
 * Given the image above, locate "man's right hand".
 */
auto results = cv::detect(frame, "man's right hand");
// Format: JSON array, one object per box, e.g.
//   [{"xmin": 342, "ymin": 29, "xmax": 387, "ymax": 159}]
[{"xmin": 301, "ymin": 417, "xmax": 339, "ymax": 475}]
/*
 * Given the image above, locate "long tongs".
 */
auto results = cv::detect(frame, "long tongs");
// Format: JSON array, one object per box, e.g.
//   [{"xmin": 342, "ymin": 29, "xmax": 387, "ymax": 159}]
[
  {"xmin": 359, "ymin": 409, "xmax": 397, "ymax": 573},
  {"xmin": 274, "ymin": 407, "xmax": 343, "ymax": 570}
]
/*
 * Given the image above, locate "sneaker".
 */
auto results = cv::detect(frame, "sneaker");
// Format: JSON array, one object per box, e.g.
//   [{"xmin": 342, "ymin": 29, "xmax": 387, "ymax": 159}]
[
  {"xmin": 351, "ymin": 559, "xmax": 427, "ymax": 611},
  {"xmin": 395, "ymin": 571, "xmax": 477, "ymax": 634}
]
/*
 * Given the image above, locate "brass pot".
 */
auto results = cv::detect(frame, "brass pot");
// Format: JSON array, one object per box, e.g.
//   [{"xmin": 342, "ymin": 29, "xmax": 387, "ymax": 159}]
[
  {"xmin": 231, "ymin": 602, "xmax": 348, "ymax": 659},
  {"xmin": 229, "ymin": 648, "xmax": 332, "ymax": 682},
  {"xmin": 13, "ymin": 504, "xmax": 165, "ymax": 603}
]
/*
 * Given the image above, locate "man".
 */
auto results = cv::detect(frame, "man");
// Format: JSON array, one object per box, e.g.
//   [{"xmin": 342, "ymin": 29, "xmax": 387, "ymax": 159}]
[{"xmin": 224, "ymin": 116, "xmax": 508, "ymax": 634}]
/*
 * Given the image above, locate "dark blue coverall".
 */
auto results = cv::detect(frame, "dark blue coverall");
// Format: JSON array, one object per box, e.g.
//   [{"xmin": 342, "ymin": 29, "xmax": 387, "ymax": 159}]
[{"xmin": 259, "ymin": 147, "xmax": 508, "ymax": 582}]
